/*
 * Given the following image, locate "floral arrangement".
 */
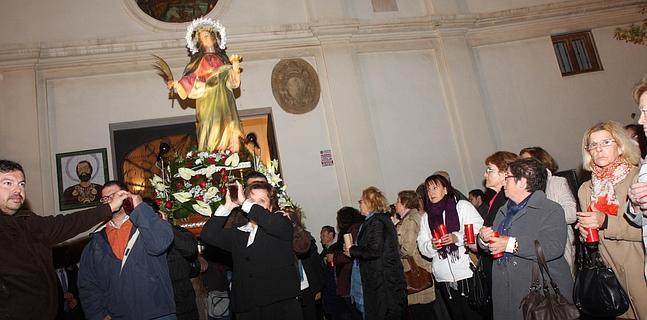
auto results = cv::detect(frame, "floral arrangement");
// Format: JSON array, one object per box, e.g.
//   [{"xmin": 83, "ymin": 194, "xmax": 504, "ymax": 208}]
[
  {"xmin": 257, "ymin": 159, "xmax": 298, "ymax": 210},
  {"xmin": 149, "ymin": 150, "xmax": 249, "ymax": 220}
]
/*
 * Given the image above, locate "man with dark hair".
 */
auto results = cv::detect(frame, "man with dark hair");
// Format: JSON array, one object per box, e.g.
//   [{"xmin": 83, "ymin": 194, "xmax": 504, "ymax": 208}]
[
  {"xmin": 201, "ymin": 182, "xmax": 303, "ymax": 320},
  {"xmin": 468, "ymin": 189, "xmax": 485, "ymax": 208},
  {"xmin": 320, "ymin": 226, "xmax": 336, "ymax": 243},
  {"xmin": 63, "ymin": 160, "xmax": 103, "ymax": 205},
  {"xmin": 78, "ymin": 180, "xmax": 176, "ymax": 319},
  {"xmin": 319, "ymin": 225, "xmax": 342, "ymax": 320},
  {"xmin": 0, "ymin": 159, "xmax": 128, "ymax": 319},
  {"xmin": 245, "ymin": 171, "xmax": 268, "ymax": 185}
]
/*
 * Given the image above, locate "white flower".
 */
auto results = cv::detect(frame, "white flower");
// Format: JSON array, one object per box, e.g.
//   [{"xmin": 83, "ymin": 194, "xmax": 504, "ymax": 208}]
[
  {"xmin": 271, "ymin": 159, "xmax": 279, "ymax": 171},
  {"xmin": 187, "ymin": 151, "xmax": 193, "ymax": 157},
  {"xmin": 204, "ymin": 186, "xmax": 218, "ymax": 200},
  {"xmin": 192, "ymin": 200, "xmax": 212, "ymax": 216},
  {"xmin": 149, "ymin": 175, "xmax": 168, "ymax": 192},
  {"xmin": 267, "ymin": 172, "xmax": 282, "ymax": 186},
  {"xmin": 173, "ymin": 192, "xmax": 193, "ymax": 203},
  {"xmin": 178, "ymin": 167, "xmax": 195, "ymax": 180},
  {"xmin": 195, "ymin": 158, "xmax": 203, "ymax": 165},
  {"xmin": 198, "ymin": 151, "xmax": 209, "ymax": 158},
  {"xmin": 204, "ymin": 165, "xmax": 217, "ymax": 177},
  {"xmin": 225, "ymin": 153, "xmax": 240, "ymax": 167}
]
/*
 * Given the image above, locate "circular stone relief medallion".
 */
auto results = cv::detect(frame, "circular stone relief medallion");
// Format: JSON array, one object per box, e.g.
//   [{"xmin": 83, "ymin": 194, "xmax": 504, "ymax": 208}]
[{"xmin": 271, "ymin": 58, "xmax": 321, "ymax": 114}]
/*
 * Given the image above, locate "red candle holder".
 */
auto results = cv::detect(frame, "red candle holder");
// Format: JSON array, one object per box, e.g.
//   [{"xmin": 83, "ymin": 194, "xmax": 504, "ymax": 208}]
[
  {"xmin": 432, "ymin": 229, "xmax": 442, "ymax": 248},
  {"xmin": 490, "ymin": 231, "xmax": 504, "ymax": 259},
  {"xmin": 436, "ymin": 224, "xmax": 448, "ymax": 237},
  {"xmin": 584, "ymin": 227, "xmax": 599, "ymax": 244},
  {"xmin": 464, "ymin": 224, "xmax": 475, "ymax": 245}
]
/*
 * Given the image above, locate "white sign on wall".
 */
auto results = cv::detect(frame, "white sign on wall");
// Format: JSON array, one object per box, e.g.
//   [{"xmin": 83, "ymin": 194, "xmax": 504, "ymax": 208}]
[{"xmin": 320, "ymin": 149, "xmax": 334, "ymax": 167}]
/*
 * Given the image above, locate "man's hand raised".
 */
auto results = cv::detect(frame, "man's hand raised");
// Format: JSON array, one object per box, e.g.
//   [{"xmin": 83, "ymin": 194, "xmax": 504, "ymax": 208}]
[{"xmin": 108, "ymin": 190, "xmax": 130, "ymax": 213}]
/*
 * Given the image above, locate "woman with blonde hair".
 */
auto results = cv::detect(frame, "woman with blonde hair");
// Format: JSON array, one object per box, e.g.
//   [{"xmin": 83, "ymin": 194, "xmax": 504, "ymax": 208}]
[
  {"xmin": 577, "ymin": 120, "xmax": 647, "ymax": 319},
  {"xmin": 343, "ymin": 187, "xmax": 407, "ymax": 319}
]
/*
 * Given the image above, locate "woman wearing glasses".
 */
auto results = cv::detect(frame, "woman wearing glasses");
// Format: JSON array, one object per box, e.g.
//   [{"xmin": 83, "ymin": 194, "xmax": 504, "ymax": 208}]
[
  {"xmin": 577, "ymin": 120, "xmax": 646, "ymax": 319},
  {"xmin": 473, "ymin": 151, "xmax": 518, "ymax": 320},
  {"xmin": 519, "ymin": 146, "xmax": 577, "ymax": 273}
]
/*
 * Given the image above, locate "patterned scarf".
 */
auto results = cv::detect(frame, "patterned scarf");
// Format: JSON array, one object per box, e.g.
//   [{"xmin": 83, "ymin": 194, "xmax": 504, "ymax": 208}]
[
  {"xmin": 590, "ymin": 157, "xmax": 633, "ymax": 215},
  {"xmin": 425, "ymin": 194, "xmax": 460, "ymax": 260}
]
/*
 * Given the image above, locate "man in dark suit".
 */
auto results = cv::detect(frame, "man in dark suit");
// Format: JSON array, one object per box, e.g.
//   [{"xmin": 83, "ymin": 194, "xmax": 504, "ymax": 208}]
[
  {"xmin": 53, "ymin": 245, "xmax": 85, "ymax": 320},
  {"xmin": 201, "ymin": 182, "xmax": 302, "ymax": 320}
]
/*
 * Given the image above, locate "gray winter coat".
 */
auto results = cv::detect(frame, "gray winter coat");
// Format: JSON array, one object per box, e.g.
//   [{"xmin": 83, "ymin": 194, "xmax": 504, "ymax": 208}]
[{"xmin": 489, "ymin": 191, "xmax": 573, "ymax": 320}]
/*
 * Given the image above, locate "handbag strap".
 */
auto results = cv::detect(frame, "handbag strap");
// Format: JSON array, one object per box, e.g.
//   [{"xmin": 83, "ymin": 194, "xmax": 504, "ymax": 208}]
[{"xmin": 534, "ymin": 240, "xmax": 561, "ymax": 294}]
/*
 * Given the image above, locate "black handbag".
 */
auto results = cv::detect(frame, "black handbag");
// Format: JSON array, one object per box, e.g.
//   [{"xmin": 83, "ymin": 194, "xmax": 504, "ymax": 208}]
[
  {"xmin": 573, "ymin": 243, "xmax": 630, "ymax": 317},
  {"xmin": 468, "ymin": 258, "xmax": 490, "ymax": 308},
  {"xmin": 519, "ymin": 240, "xmax": 579, "ymax": 320}
]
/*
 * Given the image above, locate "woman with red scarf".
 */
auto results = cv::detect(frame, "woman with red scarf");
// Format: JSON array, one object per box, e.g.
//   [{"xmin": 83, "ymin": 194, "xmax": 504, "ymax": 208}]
[
  {"xmin": 577, "ymin": 120, "xmax": 647, "ymax": 319},
  {"xmin": 417, "ymin": 175, "xmax": 483, "ymax": 320}
]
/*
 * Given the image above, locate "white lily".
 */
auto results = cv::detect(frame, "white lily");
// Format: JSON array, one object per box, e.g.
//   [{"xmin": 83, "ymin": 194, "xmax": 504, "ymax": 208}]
[
  {"xmin": 204, "ymin": 186, "xmax": 218, "ymax": 200},
  {"xmin": 268, "ymin": 172, "xmax": 282, "ymax": 186},
  {"xmin": 178, "ymin": 167, "xmax": 195, "ymax": 180},
  {"xmin": 204, "ymin": 164, "xmax": 217, "ymax": 177},
  {"xmin": 173, "ymin": 192, "xmax": 193, "ymax": 203},
  {"xmin": 149, "ymin": 176, "xmax": 168, "ymax": 192},
  {"xmin": 225, "ymin": 153, "xmax": 240, "ymax": 167},
  {"xmin": 193, "ymin": 200, "xmax": 212, "ymax": 216}
]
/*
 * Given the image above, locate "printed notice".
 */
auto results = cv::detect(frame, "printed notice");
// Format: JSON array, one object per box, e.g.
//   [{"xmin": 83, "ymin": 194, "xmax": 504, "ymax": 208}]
[{"xmin": 320, "ymin": 149, "xmax": 334, "ymax": 167}]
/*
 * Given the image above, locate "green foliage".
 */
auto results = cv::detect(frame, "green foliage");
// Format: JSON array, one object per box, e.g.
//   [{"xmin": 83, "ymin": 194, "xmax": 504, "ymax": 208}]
[{"xmin": 614, "ymin": 8, "xmax": 647, "ymax": 45}]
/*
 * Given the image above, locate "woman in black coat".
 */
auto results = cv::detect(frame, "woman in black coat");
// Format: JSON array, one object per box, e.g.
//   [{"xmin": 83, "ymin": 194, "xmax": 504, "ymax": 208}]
[{"xmin": 343, "ymin": 186, "xmax": 407, "ymax": 320}]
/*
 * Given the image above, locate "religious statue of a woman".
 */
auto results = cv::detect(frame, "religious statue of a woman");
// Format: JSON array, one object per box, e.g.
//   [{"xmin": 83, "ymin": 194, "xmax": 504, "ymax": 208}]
[{"xmin": 164, "ymin": 18, "xmax": 244, "ymax": 153}]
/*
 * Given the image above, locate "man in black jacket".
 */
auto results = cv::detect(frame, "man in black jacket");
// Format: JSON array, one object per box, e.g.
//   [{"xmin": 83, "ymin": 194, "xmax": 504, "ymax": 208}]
[
  {"xmin": 0, "ymin": 159, "xmax": 128, "ymax": 319},
  {"xmin": 201, "ymin": 182, "xmax": 302, "ymax": 320}
]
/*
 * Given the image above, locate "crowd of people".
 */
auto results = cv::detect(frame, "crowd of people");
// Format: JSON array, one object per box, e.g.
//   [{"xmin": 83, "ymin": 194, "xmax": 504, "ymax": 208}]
[{"xmin": 1, "ymin": 77, "xmax": 647, "ymax": 320}]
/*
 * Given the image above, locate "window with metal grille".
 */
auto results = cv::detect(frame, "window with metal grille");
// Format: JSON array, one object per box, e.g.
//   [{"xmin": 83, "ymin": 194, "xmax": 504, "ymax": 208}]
[{"xmin": 551, "ymin": 31, "xmax": 603, "ymax": 76}]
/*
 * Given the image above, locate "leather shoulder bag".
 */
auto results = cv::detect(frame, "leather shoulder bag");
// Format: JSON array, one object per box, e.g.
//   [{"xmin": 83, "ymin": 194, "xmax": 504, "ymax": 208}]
[
  {"xmin": 404, "ymin": 255, "xmax": 433, "ymax": 294},
  {"xmin": 519, "ymin": 240, "xmax": 579, "ymax": 320}
]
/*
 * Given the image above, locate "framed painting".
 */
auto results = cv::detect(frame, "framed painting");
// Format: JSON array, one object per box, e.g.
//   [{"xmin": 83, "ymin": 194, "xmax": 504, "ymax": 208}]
[{"xmin": 56, "ymin": 148, "xmax": 109, "ymax": 211}]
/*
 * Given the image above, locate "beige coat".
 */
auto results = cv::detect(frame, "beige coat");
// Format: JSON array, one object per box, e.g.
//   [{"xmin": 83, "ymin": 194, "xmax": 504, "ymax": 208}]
[
  {"xmin": 546, "ymin": 173, "xmax": 577, "ymax": 274},
  {"xmin": 395, "ymin": 209, "xmax": 435, "ymax": 305},
  {"xmin": 579, "ymin": 167, "xmax": 647, "ymax": 320}
]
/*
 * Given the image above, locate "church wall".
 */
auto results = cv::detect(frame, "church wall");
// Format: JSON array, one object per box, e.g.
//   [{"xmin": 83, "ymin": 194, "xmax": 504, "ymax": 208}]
[
  {"xmin": 474, "ymin": 26, "xmax": 647, "ymax": 176},
  {"xmin": 356, "ymin": 49, "xmax": 466, "ymax": 198},
  {"xmin": 0, "ymin": 69, "xmax": 44, "ymax": 214}
]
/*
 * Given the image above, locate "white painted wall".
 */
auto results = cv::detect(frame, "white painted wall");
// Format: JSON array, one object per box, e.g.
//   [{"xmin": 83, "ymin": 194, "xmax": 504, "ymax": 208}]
[
  {"xmin": 474, "ymin": 26, "xmax": 647, "ymax": 174},
  {"xmin": 357, "ymin": 49, "xmax": 466, "ymax": 200}
]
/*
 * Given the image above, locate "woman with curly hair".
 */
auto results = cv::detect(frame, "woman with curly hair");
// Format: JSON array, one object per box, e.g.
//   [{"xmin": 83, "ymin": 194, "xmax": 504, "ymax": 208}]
[{"xmin": 343, "ymin": 187, "xmax": 407, "ymax": 320}]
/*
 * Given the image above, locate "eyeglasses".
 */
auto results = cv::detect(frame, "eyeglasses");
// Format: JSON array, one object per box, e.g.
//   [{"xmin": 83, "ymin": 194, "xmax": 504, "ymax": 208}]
[
  {"xmin": 485, "ymin": 167, "xmax": 496, "ymax": 173},
  {"xmin": 504, "ymin": 175, "xmax": 515, "ymax": 180},
  {"xmin": 585, "ymin": 139, "xmax": 616, "ymax": 151},
  {"xmin": 100, "ymin": 192, "xmax": 116, "ymax": 204}
]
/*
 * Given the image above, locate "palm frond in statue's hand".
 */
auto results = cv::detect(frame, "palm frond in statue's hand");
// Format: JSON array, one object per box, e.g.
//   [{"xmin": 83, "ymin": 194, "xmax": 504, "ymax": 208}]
[
  {"xmin": 152, "ymin": 54, "xmax": 174, "ymax": 83},
  {"xmin": 152, "ymin": 54, "xmax": 176, "ymax": 103}
]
